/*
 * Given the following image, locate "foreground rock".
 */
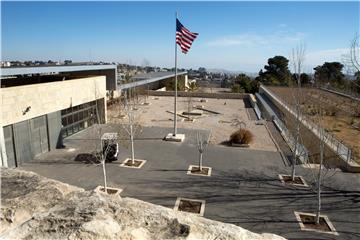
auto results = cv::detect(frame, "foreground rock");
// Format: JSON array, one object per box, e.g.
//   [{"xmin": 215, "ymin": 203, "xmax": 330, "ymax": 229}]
[
  {"xmin": 0, "ymin": 168, "xmax": 82, "ymax": 235},
  {"xmin": 1, "ymin": 168, "xmax": 286, "ymax": 240}
]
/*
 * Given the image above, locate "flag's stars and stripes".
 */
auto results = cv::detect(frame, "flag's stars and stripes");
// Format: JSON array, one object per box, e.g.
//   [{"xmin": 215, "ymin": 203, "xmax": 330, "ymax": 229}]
[{"xmin": 176, "ymin": 19, "xmax": 198, "ymax": 54}]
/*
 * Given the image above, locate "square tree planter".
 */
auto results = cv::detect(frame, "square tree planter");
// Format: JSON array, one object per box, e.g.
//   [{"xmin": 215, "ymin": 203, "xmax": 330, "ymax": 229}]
[
  {"xmin": 294, "ymin": 211, "xmax": 338, "ymax": 235},
  {"xmin": 278, "ymin": 174, "xmax": 309, "ymax": 187},
  {"xmin": 174, "ymin": 197, "xmax": 206, "ymax": 216},
  {"xmin": 187, "ymin": 165, "xmax": 212, "ymax": 177},
  {"xmin": 95, "ymin": 186, "xmax": 123, "ymax": 196},
  {"xmin": 120, "ymin": 158, "xmax": 147, "ymax": 169}
]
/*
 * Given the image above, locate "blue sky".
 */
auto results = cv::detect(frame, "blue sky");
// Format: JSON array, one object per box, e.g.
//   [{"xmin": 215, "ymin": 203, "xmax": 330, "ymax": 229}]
[{"xmin": 1, "ymin": 1, "xmax": 359, "ymax": 72}]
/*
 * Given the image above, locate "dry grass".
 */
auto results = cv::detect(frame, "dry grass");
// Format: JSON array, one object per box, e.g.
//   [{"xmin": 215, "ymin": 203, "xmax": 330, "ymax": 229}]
[{"xmin": 267, "ymin": 86, "xmax": 360, "ymax": 163}]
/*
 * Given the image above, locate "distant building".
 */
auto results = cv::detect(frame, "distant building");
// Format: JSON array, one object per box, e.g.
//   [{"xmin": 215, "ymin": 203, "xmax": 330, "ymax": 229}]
[{"xmin": 0, "ymin": 61, "xmax": 11, "ymax": 67}]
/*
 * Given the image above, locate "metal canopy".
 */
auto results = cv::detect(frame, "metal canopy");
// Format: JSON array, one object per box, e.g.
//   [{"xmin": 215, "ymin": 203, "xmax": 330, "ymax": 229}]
[{"xmin": 0, "ymin": 65, "xmax": 117, "ymax": 77}]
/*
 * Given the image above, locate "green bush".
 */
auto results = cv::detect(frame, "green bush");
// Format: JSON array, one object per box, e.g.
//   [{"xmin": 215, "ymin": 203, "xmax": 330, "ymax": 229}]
[{"xmin": 231, "ymin": 84, "xmax": 244, "ymax": 93}]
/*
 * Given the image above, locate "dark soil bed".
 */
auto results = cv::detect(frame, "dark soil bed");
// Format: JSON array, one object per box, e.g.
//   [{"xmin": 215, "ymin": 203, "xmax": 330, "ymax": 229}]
[
  {"xmin": 178, "ymin": 200, "xmax": 202, "ymax": 214},
  {"xmin": 99, "ymin": 187, "xmax": 119, "ymax": 195},
  {"xmin": 190, "ymin": 166, "xmax": 209, "ymax": 175},
  {"xmin": 124, "ymin": 159, "xmax": 143, "ymax": 167},
  {"xmin": 300, "ymin": 214, "xmax": 332, "ymax": 232},
  {"xmin": 282, "ymin": 175, "xmax": 305, "ymax": 185}
]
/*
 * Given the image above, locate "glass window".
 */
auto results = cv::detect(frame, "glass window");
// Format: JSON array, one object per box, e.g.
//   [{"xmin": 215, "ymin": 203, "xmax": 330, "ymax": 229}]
[
  {"xmin": 79, "ymin": 111, "xmax": 84, "ymax": 121},
  {"xmin": 67, "ymin": 127, "xmax": 73, "ymax": 135},
  {"xmin": 61, "ymin": 117, "xmax": 67, "ymax": 126},
  {"xmin": 73, "ymin": 124, "xmax": 79, "ymax": 133},
  {"xmin": 73, "ymin": 112, "xmax": 79, "ymax": 123},
  {"xmin": 61, "ymin": 130, "xmax": 67, "ymax": 138},
  {"xmin": 67, "ymin": 116, "xmax": 73, "ymax": 125}
]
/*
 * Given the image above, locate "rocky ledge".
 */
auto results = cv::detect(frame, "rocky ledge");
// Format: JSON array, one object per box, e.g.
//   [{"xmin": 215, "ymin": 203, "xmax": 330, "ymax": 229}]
[{"xmin": 1, "ymin": 168, "xmax": 286, "ymax": 240}]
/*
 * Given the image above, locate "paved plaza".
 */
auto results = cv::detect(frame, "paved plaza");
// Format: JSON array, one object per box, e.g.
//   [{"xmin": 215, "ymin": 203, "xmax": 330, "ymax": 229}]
[
  {"xmin": 21, "ymin": 124, "xmax": 360, "ymax": 240},
  {"xmin": 107, "ymin": 96, "xmax": 277, "ymax": 152}
]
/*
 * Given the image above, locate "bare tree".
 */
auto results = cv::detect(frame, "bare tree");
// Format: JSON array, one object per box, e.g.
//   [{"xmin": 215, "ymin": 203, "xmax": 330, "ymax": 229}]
[
  {"xmin": 305, "ymin": 100, "xmax": 337, "ymax": 225},
  {"xmin": 185, "ymin": 81, "xmax": 197, "ymax": 118},
  {"xmin": 315, "ymin": 108, "xmax": 325, "ymax": 224},
  {"xmin": 144, "ymin": 84, "xmax": 150, "ymax": 105},
  {"xmin": 196, "ymin": 132, "xmax": 208, "ymax": 171},
  {"xmin": 289, "ymin": 44, "xmax": 306, "ymax": 181},
  {"xmin": 342, "ymin": 33, "xmax": 360, "ymax": 94},
  {"xmin": 349, "ymin": 33, "xmax": 360, "ymax": 72},
  {"xmin": 91, "ymin": 81, "xmax": 111, "ymax": 193},
  {"xmin": 120, "ymin": 92, "xmax": 142, "ymax": 165},
  {"xmin": 99, "ymin": 135, "xmax": 118, "ymax": 193}
]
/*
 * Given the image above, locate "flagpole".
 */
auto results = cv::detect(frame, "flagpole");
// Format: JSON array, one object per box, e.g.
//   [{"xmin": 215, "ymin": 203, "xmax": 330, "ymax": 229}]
[{"xmin": 173, "ymin": 11, "xmax": 178, "ymax": 136}]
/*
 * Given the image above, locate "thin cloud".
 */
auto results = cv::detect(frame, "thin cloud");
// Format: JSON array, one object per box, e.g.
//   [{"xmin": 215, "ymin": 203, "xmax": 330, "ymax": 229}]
[
  {"xmin": 205, "ymin": 31, "xmax": 306, "ymax": 47},
  {"xmin": 306, "ymin": 48, "xmax": 350, "ymax": 65},
  {"xmin": 278, "ymin": 23, "xmax": 287, "ymax": 28}
]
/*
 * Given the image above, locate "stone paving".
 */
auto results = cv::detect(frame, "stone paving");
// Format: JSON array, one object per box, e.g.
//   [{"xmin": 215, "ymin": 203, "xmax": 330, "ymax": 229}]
[
  {"xmin": 21, "ymin": 124, "xmax": 360, "ymax": 240},
  {"xmin": 107, "ymin": 96, "xmax": 277, "ymax": 152}
]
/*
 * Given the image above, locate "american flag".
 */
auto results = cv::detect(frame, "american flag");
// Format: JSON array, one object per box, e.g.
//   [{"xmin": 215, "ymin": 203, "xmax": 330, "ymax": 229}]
[{"xmin": 176, "ymin": 19, "xmax": 198, "ymax": 54}]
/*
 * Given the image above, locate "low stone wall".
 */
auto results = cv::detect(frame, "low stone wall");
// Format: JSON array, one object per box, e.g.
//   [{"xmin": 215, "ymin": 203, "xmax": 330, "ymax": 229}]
[
  {"xmin": 320, "ymin": 87, "xmax": 360, "ymax": 102},
  {"xmin": 256, "ymin": 92, "xmax": 308, "ymax": 164},
  {"xmin": 249, "ymin": 94, "xmax": 261, "ymax": 119},
  {"xmin": 148, "ymin": 90, "xmax": 248, "ymax": 99}
]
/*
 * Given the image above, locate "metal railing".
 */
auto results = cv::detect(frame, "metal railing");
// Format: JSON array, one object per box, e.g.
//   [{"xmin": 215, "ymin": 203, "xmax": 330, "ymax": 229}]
[
  {"xmin": 273, "ymin": 116, "xmax": 309, "ymax": 164},
  {"xmin": 255, "ymin": 92, "xmax": 309, "ymax": 163},
  {"xmin": 320, "ymin": 85, "xmax": 360, "ymax": 101},
  {"xmin": 260, "ymin": 85, "xmax": 354, "ymax": 164}
]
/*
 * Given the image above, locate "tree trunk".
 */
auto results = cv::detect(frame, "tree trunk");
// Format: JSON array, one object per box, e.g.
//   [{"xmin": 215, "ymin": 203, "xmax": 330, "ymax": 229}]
[
  {"xmin": 291, "ymin": 125, "xmax": 299, "ymax": 180},
  {"xmin": 102, "ymin": 159, "xmax": 108, "ymax": 193},
  {"xmin": 316, "ymin": 133, "xmax": 324, "ymax": 224},
  {"xmin": 292, "ymin": 76, "xmax": 301, "ymax": 181},
  {"xmin": 188, "ymin": 98, "xmax": 191, "ymax": 115},
  {"xmin": 130, "ymin": 124, "xmax": 135, "ymax": 165},
  {"xmin": 291, "ymin": 142, "xmax": 297, "ymax": 181},
  {"xmin": 199, "ymin": 152, "xmax": 203, "ymax": 171}
]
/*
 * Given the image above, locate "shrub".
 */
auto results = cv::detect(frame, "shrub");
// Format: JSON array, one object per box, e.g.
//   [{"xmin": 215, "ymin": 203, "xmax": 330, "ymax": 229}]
[
  {"xmin": 352, "ymin": 105, "xmax": 360, "ymax": 117},
  {"xmin": 325, "ymin": 106, "xmax": 337, "ymax": 116},
  {"xmin": 231, "ymin": 84, "xmax": 244, "ymax": 93},
  {"xmin": 229, "ymin": 129, "xmax": 254, "ymax": 145}
]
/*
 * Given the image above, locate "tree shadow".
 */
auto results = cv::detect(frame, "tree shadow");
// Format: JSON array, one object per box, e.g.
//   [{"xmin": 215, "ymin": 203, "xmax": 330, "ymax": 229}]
[
  {"xmin": 74, "ymin": 153, "xmax": 101, "ymax": 164},
  {"xmin": 243, "ymin": 98, "xmax": 252, "ymax": 108}
]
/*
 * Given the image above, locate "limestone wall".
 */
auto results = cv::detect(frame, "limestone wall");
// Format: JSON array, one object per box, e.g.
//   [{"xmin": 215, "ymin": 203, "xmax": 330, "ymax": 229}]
[{"xmin": 0, "ymin": 76, "xmax": 106, "ymax": 127}]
